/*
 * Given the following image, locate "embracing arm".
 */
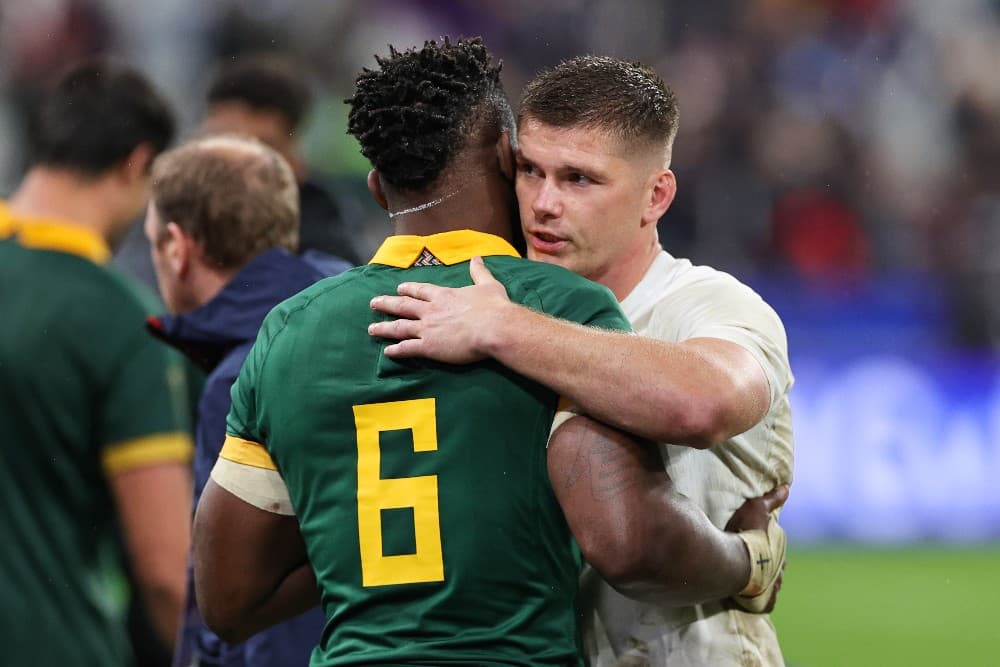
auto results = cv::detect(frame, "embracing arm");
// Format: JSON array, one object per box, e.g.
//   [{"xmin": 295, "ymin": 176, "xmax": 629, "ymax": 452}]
[
  {"xmin": 548, "ymin": 413, "xmax": 785, "ymax": 605},
  {"xmin": 193, "ymin": 479, "xmax": 319, "ymax": 644},
  {"xmin": 486, "ymin": 311, "xmax": 768, "ymax": 447},
  {"xmin": 369, "ymin": 257, "xmax": 769, "ymax": 447}
]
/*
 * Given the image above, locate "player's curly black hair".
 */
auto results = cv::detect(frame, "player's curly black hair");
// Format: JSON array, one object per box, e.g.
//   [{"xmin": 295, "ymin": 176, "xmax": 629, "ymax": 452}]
[{"xmin": 347, "ymin": 36, "xmax": 513, "ymax": 191}]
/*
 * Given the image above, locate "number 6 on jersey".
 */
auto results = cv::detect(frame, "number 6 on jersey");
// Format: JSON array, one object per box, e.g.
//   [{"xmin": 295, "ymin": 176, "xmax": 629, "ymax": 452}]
[{"xmin": 354, "ymin": 398, "xmax": 444, "ymax": 587}]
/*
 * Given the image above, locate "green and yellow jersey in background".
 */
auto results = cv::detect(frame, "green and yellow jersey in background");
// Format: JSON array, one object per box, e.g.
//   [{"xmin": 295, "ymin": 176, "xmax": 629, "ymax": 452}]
[
  {"xmin": 0, "ymin": 202, "xmax": 193, "ymax": 666},
  {"xmin": 222, "ymin": 230, "xmax": 631, "ymax": 666}
]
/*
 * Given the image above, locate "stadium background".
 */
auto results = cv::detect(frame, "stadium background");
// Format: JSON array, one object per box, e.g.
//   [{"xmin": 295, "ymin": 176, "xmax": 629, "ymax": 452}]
[{"xmin": 2, "ymin": 1, "xmax": 998, "ymax": 665}]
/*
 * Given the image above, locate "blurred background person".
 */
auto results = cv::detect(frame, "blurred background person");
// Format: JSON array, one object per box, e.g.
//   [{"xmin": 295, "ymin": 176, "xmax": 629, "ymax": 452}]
[
  {"xmin": 143, "ymin": 134, "xmax": 328, "ymax": 667},
  {"xmin": 202, "ymin": 54, "xmax": 364, "ymax": 267},
  {"xmin": 0, "ymin": 61, "xmax": 192, "ymax": 666},
  {"xmin": 114, "ymin": 53, "xmax": 360, "ymax": 290}
]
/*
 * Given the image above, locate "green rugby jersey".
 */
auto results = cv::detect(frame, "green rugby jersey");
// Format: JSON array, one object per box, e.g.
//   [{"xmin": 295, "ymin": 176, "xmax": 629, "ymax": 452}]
[
  {"xmin": 0, "ymin": 203, "xmax": 193, "ymax": 667},
  {"xmin": 222, "ymin": 230, "xmax": 631, "ymax": 666}
]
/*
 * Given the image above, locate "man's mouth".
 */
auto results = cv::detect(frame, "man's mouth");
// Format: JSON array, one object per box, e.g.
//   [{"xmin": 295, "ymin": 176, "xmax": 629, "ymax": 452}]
[{"xmin": 528, "ymin": 230, "xmax": 568, "ymax": 253}]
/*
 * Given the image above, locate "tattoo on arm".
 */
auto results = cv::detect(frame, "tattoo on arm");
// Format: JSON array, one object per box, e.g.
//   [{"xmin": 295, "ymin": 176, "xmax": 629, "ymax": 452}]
[{"xmin": 556, "ymin": 422, "xmax": 662, "ymax": 501}]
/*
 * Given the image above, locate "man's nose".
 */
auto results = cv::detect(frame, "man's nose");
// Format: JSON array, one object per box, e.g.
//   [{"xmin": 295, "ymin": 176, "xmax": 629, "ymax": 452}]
[{"xmin": 530, "ymin": 178, "xmax": 562, "ymax": 219}]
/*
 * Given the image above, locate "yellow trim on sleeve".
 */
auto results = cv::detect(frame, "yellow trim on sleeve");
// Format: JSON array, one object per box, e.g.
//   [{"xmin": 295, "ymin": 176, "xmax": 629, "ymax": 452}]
[
  {"xmin": 369, "ymin": 230, "xmax": 520, "ymax": 268},
  {"xmin": 220, "ymin": 434, "xmax": 278, "ymax": 471},
  {"xmin": 102, "ymin": 432, "xmax": 194, "ymax": 475},
  {"xmin": 0, "ymin": 200, "xmax": 111, "ymax": 264}
]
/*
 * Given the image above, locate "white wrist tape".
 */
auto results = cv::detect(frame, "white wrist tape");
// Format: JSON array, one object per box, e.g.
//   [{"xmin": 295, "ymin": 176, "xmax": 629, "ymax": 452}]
[{"xmin": 735, "ymin": 512, "xmax": 786, "ymax": 609}]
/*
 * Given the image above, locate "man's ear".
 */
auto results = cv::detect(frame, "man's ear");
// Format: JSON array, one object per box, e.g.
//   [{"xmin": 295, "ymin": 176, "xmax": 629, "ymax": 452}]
[
  {"xmin": 367, "ymin": 170, "xmax": 389, "ymax": 210},
  {"xmin": 642, "ymin": 169, "xmax": 677, "ymax": 227},
  {"xmin": 496, "ymin": 131, "xmax": 515, "ymax": 182},
  {"xmin": 118, "ymin": 142, "xmax": 155, "ymax": 185},
  {"xmin": 163, "ymin": 221, "xmax": 193, "ymax": 278}
]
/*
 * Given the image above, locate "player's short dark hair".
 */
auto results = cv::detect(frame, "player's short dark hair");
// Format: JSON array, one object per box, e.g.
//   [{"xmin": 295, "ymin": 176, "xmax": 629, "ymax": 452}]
[
  {"xmin": 519, "ymin": 56, "xmax": 679, "ymax": 156},
  {"xmin": 32, "ymin": 61, "xmax": 175, "ymax": 177},
  {"xmin": 206, "ymin": 54, "xmax": 312, "ymax": 131},
  {"xmin": 346, "ymin": 36, "xmax": 514, "ymax": 191}
]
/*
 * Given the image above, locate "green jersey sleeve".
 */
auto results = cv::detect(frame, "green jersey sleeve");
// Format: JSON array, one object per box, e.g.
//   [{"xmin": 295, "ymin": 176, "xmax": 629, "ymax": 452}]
[{"xmin": 98, "ymin": 287, "xmax": 193, "ymax": 475}]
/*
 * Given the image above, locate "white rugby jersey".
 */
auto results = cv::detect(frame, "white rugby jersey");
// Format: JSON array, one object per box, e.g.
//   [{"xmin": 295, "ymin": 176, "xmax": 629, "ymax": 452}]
[{"xmin": 581, "ymin": 249, "xmax": 794, "ymax": 667}]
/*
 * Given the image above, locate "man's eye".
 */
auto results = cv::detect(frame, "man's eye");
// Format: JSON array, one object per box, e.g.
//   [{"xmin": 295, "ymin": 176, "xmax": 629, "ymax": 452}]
[
  {"xmin": 568, "ymin": 172, "xmax": 591, "ymax": 184},
  {"xmin": 517, "ymin": 162, "xmax": 537, "ymax": 175}
]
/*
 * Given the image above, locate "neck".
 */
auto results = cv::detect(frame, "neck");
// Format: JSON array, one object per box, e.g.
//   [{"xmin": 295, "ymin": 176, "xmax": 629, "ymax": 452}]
[
  {"xmin": 389, "ymin": 169, "xmax": 516, "ymax": 244},
  {"xmin": 600, "ymin": 233, "xmax": 662, "ymax": 302},
  {"xmin": 182, "ymin": 262, "xmax": 239, "ymax": 313},
  {"xmin": 8, "ymin": 167, "xmax": 120, "ymax": 243}
]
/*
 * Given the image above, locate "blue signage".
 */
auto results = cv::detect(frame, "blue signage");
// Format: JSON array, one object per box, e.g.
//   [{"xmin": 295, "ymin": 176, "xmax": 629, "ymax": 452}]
[{"xmin": 750, "ymin": 274, "xmax": 1000, "ymax": 543}]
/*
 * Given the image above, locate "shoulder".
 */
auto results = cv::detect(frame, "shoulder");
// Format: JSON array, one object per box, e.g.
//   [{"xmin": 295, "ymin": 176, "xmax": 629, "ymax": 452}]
[
  {"xmin": 639, "ymin": 258, "xmax": 789, "ymax": 375},
  {"xmin": 253, "ymin": 266, "xmax": 368, "ymax": 348},
  {"xmin": 43, "ymin": 261, "xmax": 154, "ymax": 341},
  {"xmin": 653, "ymin": 257, "xmax": 784, "ymax": 331},
  {"xmin": 488, "ymin": 256, "xmax": 627, "ymax": 328},
  {"xmin": 488, "ymin": 256, "xmax": 618, "ymax": 304}
]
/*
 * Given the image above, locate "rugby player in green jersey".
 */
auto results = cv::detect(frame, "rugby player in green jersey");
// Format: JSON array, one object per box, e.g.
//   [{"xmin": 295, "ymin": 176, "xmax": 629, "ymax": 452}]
[
  {"xmin": 192, "ymin": 38, "xmax": 784, "ymax": 666},
  {"xmin": 0, "ymin": 63, "xmax": 192, "ymax": 665}
]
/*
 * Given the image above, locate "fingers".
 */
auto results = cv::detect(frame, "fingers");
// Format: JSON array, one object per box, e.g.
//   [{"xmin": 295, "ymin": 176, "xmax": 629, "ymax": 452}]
[
  {"xmin": 760, "ymin": 484, "xmax": 790, "ymax": 513},
  {"xmin": 368, "ymin": 319, "xmax": 421, "ymax": 342},
  {"xmin": 382, "ymin": 339, "xmax": 425, "ymax": 359},
  {"xmin": 370, "ymin": 295, "xmax": 426, "ymax": 319},
  {"xmin": 469, "ymin": 256, "xmax": 498, "ymax": 285},
  {"xmin": 395, "ymin": 281, "xmax": 445, "ymax": 301}
]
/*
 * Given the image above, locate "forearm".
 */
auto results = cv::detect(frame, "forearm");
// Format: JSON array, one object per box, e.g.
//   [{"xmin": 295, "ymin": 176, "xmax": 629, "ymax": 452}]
[
  {"xmin": 111, "ymin": 462, "xmax": 192, "ymax": 649},
  {"xmin": 487, "ymin": 304, "xmax": 756, "ymax": 446},
  {"xmin": 211, "ymin": 563, "xmax": 320, "ymax": 644},
  {"xmin": 137, "ymin": 571, "xmax": 187, "ymax": 649},
  {"xmin": 549, "ymin": 415, "xmax": 750, "ymax": 606},
  {"xmin": 618, "ymin": 486, "xmax": 750, "ymax": 605}
]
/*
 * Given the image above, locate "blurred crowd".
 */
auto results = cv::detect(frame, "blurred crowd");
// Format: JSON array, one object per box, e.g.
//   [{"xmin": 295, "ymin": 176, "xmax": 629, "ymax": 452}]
[{"xmin": 2, "ymin": 0, "xmax": 1000, "ymax": 343}]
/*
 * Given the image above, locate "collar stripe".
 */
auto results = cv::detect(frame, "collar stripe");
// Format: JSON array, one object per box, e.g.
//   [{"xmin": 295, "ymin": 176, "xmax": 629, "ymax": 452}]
[
  {"xmin": 0, "ymin": 201, "xmax": 111, "ymax": 265},
  {"xmin": 369, "ymin": 230, "xmax": 520, "ymax": 268}
]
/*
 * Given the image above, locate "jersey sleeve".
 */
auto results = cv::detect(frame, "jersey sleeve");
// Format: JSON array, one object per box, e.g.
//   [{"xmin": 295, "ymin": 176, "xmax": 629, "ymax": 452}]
[
  {"xmin": 225, "ymin": 317, "xmax": 278, "ymax": 464},
  {"xmin": 649, "ymin": 277, "xmax": 791, "ymax": 410},
  {"xmin": 212, "ymin": 440, "xmax": 293, "ymax": 515},
  {"xmin": 100, "ymin": 317, "xmax": 193, "ymax": 476},
  {"xmin": 219, "ymin": 310, "xmax": 294, "ymax": 514}
]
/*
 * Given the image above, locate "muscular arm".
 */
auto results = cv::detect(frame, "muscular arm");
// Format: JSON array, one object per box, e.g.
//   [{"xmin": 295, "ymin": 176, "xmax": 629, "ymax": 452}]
[
  {"xmin": 548, "ymin": 414, "xmax": 750, "ymax": 604},
  {"xmin": 193, "ymin": 479, "xmax": 320, "ymax": 644},
  {"xmin": 488, "ymin": 308, "xmax": 769, "ymax": 447},
  {"xmin": 110, "ymin": 462, "xmax": 192, "ymax": 649},
  {"xmin": 369, "ymin": 259, "xmax": 770, "ymax": 447}
]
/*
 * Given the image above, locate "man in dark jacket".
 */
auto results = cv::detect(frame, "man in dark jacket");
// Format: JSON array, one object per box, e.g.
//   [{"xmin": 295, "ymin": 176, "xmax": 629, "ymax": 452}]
[{"xmin": 143, "ymin": 134, "xmax": 336, "ymax": 666}]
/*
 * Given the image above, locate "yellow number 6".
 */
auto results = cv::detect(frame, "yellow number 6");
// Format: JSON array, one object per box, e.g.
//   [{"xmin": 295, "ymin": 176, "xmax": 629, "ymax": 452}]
[{"xmin": 354, "ymin": 398, "xmax": 444, "ymax": 587}]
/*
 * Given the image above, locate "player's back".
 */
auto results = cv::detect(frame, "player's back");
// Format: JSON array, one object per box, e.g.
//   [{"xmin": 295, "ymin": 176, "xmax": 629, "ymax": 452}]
[
  {"xmin": 235, "ymin": 232, "xmax": 629, "ymax": 666},
  {"xmin": 0, "ymin": 213, "xmax": 185, "ymax": 666},
  {"xmin": 0, "ymin": 226, "xmax": 142, "ymax": 665}
]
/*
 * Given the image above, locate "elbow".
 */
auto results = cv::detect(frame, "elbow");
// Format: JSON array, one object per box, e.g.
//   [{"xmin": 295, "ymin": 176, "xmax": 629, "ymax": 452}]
[
  {"xmin": 669, "ymin": 399, "xmax": 731, "ymax": 449},
  {"xmin": 580, "ymin": 519, "xmax": 694, "ymax": 602},
  {"xmin": 193, "ymin": 564, "xmax": 256, "ymax": 644},
  {"xmin": 577, "ymin": 522, "xmax": 655, "ymax": 590},
  {"xmin": 199, "ymin": 596, "xmax": 254, "ymax": 644},
  {"xmin": 133, "ymin": 561, "xmax": 186, "ymax": 622}
]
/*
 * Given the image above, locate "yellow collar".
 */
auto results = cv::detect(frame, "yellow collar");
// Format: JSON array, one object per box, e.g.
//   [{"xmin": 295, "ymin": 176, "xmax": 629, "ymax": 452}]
[
  {"xmin": 0, "ymin": 200, "xmax": 111, "ymax": 265},
  {"xmin": 369, "ymin": 230, "xmax": 520, "ymax": 268}
]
